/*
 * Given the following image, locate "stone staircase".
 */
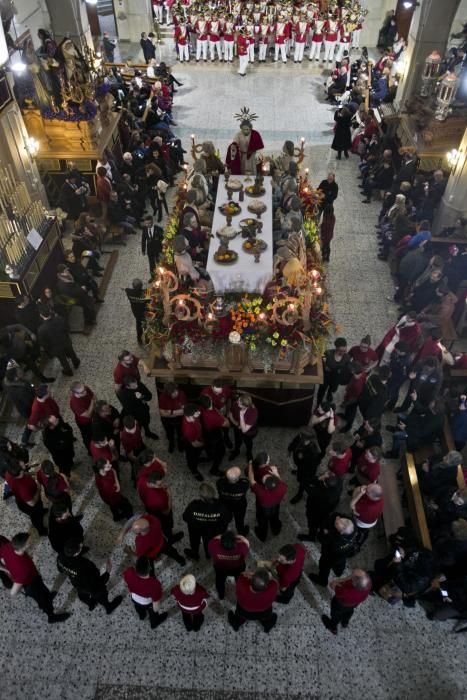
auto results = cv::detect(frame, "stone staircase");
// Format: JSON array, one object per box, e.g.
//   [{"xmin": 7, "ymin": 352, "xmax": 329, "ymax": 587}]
[{"xmin": 97, "ymin": 0, "xmax": 114, "ymax": 16}]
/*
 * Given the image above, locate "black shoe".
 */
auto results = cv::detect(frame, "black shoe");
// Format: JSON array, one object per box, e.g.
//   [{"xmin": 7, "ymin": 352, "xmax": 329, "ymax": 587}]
[
  {"xmin": 385, "ymin": 425, "xmax": 396, "ymax": 433},
  {"xmin": 73, "ymin": 359, "xmax": 81, "ymax": 369},
  {"xmin": 174, "ymin": 555, "xmax": 186, "ymax": 566},
  {"xmin": 48, "ymin": 612, "xmax": 72, "ymax": 624},
  {"xmin": 298, "ymin": 533, "xmax": 315, "ymax": 542},
  {"xmin": 308, "ymin": 573, "xmax": 327, "ymax": 586},
  {"xmin": 145, "ymin": 431, "xmax": 159, "ymax": 440},
  {"xmin": 184, "ymin": 548, "xmax": 200, "ymax": 561},
  {"xmin": 62, "ymin": 369, "xmax": 73, "ymax": 377},
  {"xmin": 228, "ymin": 610, "xmax": 240, "ymax": 631},
  {"xmin": 321, "ymin": 614, "xmax": 338, "ymax": 635},
  {"xmin": 106, "ymin": 595, "xmax": 123, "ymax": 614},
  {"xmin": 290, "ymin": 494, "xmax": 302, "ymax": 504},
  {"xmin": 254, "ymin": 527, "xmax": 267, "ymax": 542},
  {"xmin": 169, "ymin": 531, "xmax": 184, "ymax": 544},
  {"xmin": 263, "ymin": 613, "xmax": 278, "ymax": 633},
  {"xmin": 168, "ymin": 442, "xmax": 175, "ymax": 454},
  {"xmin": 209, "ymin": 469, "xmax": 223, "ymax": 477},
  {"xmin": 239, "ymin": 525, "xmax": 250, "ymax": 536},
  {"xmin": 229, "ymin": 451, "xmax": 240, "ymax": 461},
  {"xmin": 150, "ymin": 612, "xmax": 168, "ymax": 628},
  {"xmin": 193, "ymin": 472, "xmax": 204, "ymax": 482},
  {"xmin": 41, "ymin": 376, "xmax": 55, "ymax": 383}
]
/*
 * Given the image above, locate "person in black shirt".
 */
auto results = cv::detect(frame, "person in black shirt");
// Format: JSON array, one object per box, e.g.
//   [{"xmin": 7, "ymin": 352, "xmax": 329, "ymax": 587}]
[
  {"xmin": 350, "ymin": 418, "xmax": 383, "ymax": 470},
  {"xmin": 48, "ymin": 503, "xmax": 83, "ymax": 554},
  {"xmin": 140, "ymin": 32, "xmax": 156, "ymax": 63},
  {"xmin": 15, "ymin": 296, "xmax": 40, "ymax": 334},
  {"xmin": 37, "ymin": 305, "xmax": 80, "ymax": 377},
  {"xmin": 3, "ymin": 367, "xmax": 35, "ymax": 447},
  {"xmin": 288, "ymin": 427, "xmax": 323, "ymax": 504},
  {"xmin": 216, "ymin": 467, "xmax": 250, "ymax": 536},
  {"xmin": 64, "ymin": 251, "xmax": 103, "ymax": 303},
  {"xmin": 317, "ymin": 337, "xmax": 350, "ymax": 405},
  {"xmin": 116, "ymin": 376, "xmax": 158, "ymax": 440},
  {"xmin": 183, "ymin": 483, "xmax": 231, "ymax": 560},
  {"xmin": 308, "ymin": 513, "xmax": 359, "ymax": 586},
  {"xmin": 91, "ymin": 400, "xmax": 122, "ymax": 453},
  {"xmin": 42, "ymin": 416, "xmax": 75, "ymax": 476},
  {"xmin": 124, "ymin": 279, "xmax": 149, "ymax": 344},
  {"xmin": 358, "ymin": 366, "xmax": 390, "ymax": 421},
  {"xmin": 141, "ymin": 215, "xmax": 163, "ymax": 275},
  {"xmin": 317, "ymin": 173, "xmax": 339, "ymax": 211},
  {"xmin": 298, "ymin": 474, "xmax": 343, "ymax": 542},
  {"xmin": 57, "ymin": 538, "xmax": 122, "ymax": 613}
]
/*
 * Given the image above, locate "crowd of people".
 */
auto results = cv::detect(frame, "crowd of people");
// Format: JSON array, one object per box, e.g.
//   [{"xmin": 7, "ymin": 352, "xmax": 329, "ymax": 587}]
[{"xmin": 0, "ymin": 18, "xmax": 467, "ymax": 641}]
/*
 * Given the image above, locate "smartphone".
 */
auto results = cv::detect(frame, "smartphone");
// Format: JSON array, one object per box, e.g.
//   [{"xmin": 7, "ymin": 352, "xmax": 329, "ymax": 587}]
[{"xmin": 440, "ymin": 589, "xmax": 449, "ymax": 598}]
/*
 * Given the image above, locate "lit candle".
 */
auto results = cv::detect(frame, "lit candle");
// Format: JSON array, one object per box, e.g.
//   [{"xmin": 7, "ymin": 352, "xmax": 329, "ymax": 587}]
[
  {"xmin": 288, "ymin": 303, "xmax": 295, "ymax": 311},
  {"xmin": 315, "ymin": 287, "xmax": 322, "ymax": 295},
  {"xmin": 300, "ymin": 137, "xmax": 305, "ymax": 144},
  {"xmin": 311, "ymin": 269, "xmax": 320, "ymax": 279},
  {"xmin": 191, "ymin": 134, "xmax": 195, "ymax": 144},
  {"xmin": 178, "ymin": 299, "xmax": 184, "ymax": 305},
  {"xmin": 155, "ymin": 280, "xmax": 160, "ymax": 288},
  {"xmin": 207, "ymin": 312, "xmax": 213, "ymax": 320}
]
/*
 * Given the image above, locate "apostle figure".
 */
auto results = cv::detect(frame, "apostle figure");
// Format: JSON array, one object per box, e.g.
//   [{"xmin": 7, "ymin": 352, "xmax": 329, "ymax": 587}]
[{"xmin": 231, "ymin": 108, "xmax": 265, "ymax": 175}]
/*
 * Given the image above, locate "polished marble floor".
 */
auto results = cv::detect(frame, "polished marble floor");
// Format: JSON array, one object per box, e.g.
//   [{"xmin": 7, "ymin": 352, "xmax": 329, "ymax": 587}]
[{"xmin": 1, "ymin": 43, "xmax": 466, "ymax": 700}]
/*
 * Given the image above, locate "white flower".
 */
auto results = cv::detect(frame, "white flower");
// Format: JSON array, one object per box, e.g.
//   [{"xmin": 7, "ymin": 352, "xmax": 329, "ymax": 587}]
[{"xmin": 229, "ymin": 331, "xmax": 241, "ymax": 344}]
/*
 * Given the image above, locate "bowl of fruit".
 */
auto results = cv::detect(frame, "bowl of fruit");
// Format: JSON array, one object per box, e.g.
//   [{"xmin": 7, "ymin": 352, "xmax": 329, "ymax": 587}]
[
  {"xmin": 219, "ymin": 201, "xmax": 242, "ymax": 216},
  {"xmin": 214, "ymin": 243, "xmax": 238, "ymax": 265},
  {"xmin": 242, "ymin": 238, "xmax": 268, "ymax": 254}
]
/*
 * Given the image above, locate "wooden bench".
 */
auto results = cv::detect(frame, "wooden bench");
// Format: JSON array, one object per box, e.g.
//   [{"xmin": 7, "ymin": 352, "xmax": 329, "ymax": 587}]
[
  {"xmin": 431, "ymin": 236, "xmax": 467, "ymax": 248},
  {"xmin": 402, "ymin": 419, "xmax": 465, "ymax": 549},
  {"xmin": 380, "ymin": 459, "xmax": 405, "ymax": 540}
]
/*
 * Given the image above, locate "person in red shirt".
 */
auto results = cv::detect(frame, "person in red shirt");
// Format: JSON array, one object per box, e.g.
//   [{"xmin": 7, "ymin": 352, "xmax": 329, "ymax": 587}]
[
  {"xmin": 182, "ymin": 403, "xmax": 204, "ymax": 481},
  {"xmin": 93, "ymin": 459, "xmax": 133, "ymax": 522},
  {"xmin": 322, "ymin": 568, "xmax": 372, "ymax": 634},
  {"xmin": 237, "ymin": 28, "xmax": 249, "ymax": 76},
  {"xmin": 136, "ymin": 470, "xmax": 183, "ymax": 543},
  {"xmin": 5, "ymin": 461, "xmax": 47, "ymax": 535},
  {"xmin": 136, "ymin": 448, "xmax": 167, "ymax": 481},
  {"xmin": 228, "ymin": 568, "xmax": 278, "ymax": 632},
  {"xmin": 351, "ymin": 483, "xmax": 384, "ymax": 546},
  {"xmin": 353, "ymin": 447, "xmax": 381, "ymax": 486},
  {"xmin": 200, "ymin": 394, "xmax": 229, "ymax": 476},
  {"xmin": 119, "ymin": 514, "xmax": 186, "ymax": 565},
  {"xmin": 0, "ymin": 532, "xmax": 70, "ymax": 623},
  {"xmin": 201, "ymin": 378, "xmax": 233, "ymax": 447},
  {"xmin": 171, "ymin": 574, "xmax": 209, "ymax": 632},
  {"xmin": 208, "ymin": 530, "xmax": 249, "ymax": 599},
  {"xmin": 69, "ymin": 382, "xmax": 95, "ymax": 452},
  {"xmin": 120, "ymin": 415, "xmax": 146, "ymax": 484},
  {"xmin": 338, "ymin": 361, "xmax": 366, "ymax": 432},
  {"xmin": 328, "ymin": 440, "xmax": 352, "ymax": 477},
  {"xmin": 158, "ymin": 382, "xmax": 187, "ymax": 453},
  {"xmin": 123, "ymin": 555, "xmax": 167, "ymax": 628},
  {"xmin": 113, "ymin": 351, "xmax": 142, "ymax": 390},
  {"xmin": 228, "ymin": 392, "xmax": 258, "ymax": 462},
  {"xmin": 90, "ymin": 432, "xmax": 119, "ymax": 471},
  {"xmin": 274, "ymin": 543, "xmax": 306, "ymax": 604},
  {"xmin": 349, "ymin": 335, "xmax": 379, "ymax": 374},
  {"xmin": 248, "ymin": 461, "xmax": 288, "ymax": 542},
  {"xmin": 27, "ymin": 385, "xmax": 60, "ymax": 432}
]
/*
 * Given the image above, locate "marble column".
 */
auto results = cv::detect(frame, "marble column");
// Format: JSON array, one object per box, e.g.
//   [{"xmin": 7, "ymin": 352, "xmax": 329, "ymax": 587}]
[
  {"xmin": 113, "ymin": 0, "xmax": 153, "ymax": 43},
  {"xmin": 44, "ymin": 0, "xmax": 93, "ymax": 51},
  {"xmin": 395, "ymin": 0, "xmax": 461, "ymax": 109},
  {"xmin": 433, "ymin": 127, "xmax": 467, "ymax": 232}
]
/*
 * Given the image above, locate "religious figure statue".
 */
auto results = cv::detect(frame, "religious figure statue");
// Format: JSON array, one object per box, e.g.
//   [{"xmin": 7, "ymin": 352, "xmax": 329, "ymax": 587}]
[{"xmin": 226, "ymin": 106, "xmax": 264, "ymax": 175}]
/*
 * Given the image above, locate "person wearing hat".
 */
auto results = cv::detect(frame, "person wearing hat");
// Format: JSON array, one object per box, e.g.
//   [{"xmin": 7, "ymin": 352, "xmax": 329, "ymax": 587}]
[
  {"xmin": 175, "ymin": 22, "xmax": 190, "ymax": 62},
  {"xmin": 237, "ymin": 27, "xmax": 250, "ymax": 76},
  {"xmin": 293, "ymin": 13, "xmax": 309, "ymax": 63},
  {"xmin": 195, "ymin": 13, "xmax": 209, "ymax": 61},
  {"xmin": 208, "ymin": 12, "xmax": 222, "ymax": 61},
  {"xmin": 258, "ymin": 16, "xmax": 272, "ymax": 62},
  {"xmin": 274, "ymin": 15, "xmax": 288, "ymax": 63},
  {"xmin": 222, "ymin": 14, "xmax": 236, "ymax": 62},
  {"xmin": 309, "ymin": 14, "xmax": 325, "ymax": 61},
  {"xmin": 323, "ymin": 12, "xmax": 338, "ymax": 63}
]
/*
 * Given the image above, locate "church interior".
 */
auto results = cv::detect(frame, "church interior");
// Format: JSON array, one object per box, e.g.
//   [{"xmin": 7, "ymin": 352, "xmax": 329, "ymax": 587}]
[{"xmin": 0, "ymin": 0, "xmax": 467, "ymax": 698}]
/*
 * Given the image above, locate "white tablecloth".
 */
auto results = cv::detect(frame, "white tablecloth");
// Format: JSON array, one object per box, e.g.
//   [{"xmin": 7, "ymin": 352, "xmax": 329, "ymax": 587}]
[{"xmin": 206, "ymin": 175, "xmax": 273, "ymax": 294}]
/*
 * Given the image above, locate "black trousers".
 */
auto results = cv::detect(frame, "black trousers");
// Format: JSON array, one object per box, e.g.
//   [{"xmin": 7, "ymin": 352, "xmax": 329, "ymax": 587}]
[
  {"xmin": 24, "ymin": 575, "xmax": 55, "ymax": 617},
  {"xmin": 340, "ymin": 402, "xmax": 358, "ymax": 432},
  {"xmin": 226, "ymin": 501, "xmax": 248, "ymax": 535},
  {"xmin": 77, "ymin": 421, "xmax": 93, "ymax": 452},
  {"xmin": 16, "ymin": 498, "xmax": 47, "ymax": 535},
  {"xmin": 321, "ymin": 242, "xmax": 331, "ymax": 262},
  {"xmin": 134, "ymin": 315, "xmax": 145, "ymax": 343},
  {"xmin": 229, "ymin": 604, "xmax": 276, "ymax": 632},
  {"xmin": 148, "ymin": 509, "xmax": 175, "ymax": 540},
  {"xmin": 188, "ymin": 526, "xmax": 216, "ymax": 558},
  {"xmin": 316, "ymin": 371, "xmax": 340, "ymax": 405},
  {"xmin": 317, "ymin": 551, "xmax": 346, "ymax": 585},
  {"xmin": 181, "ymin": 611, "xmax": 204, "ymax": 631},
  {"xmin": 214, "ymin": 564, "xmax": 245, "ymax": 599},
  {"xmin": 147, "ymin": 253, "xmax": 158, "ymax": 275},
  {"xmin": 185, "ymin": 443, "xmax": 202, "ymax": 475},
  {"xmin": 132, "ymin": 600, "xmax": 165, "ymax": 627},
  {"xmin": 329, "ymin": 597, "xmax": 355, "ymax": 629},
  {"xmin": 56, "ymin": 344, "xmax": 80, "ymax": 373},
  {"xmin": 109, "ymin": 496, "xmax": 133, "ymax": 522},
  {"xmin": 161, "ymin": 417, "xmax": 183, "ymax": 449},
  {"xmin": 255, "ymin": 504, "xmax": 282, "ymax": 541},
  {"xmin": 205, "ymin": 438, "xmax": 225, "ymax": 472},
  {"xmin": 232, "ymin": 427, "xmax": 255, "ymax": 461},
  {"xmin": 277, "ymin": 575, "xmax": 301, "ymax": 604}
]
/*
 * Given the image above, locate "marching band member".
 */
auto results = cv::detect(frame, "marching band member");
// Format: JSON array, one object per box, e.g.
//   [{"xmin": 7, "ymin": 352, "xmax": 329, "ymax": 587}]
[
  {"xmin": 195, "ymin": 13, "xmax": 209, "ymax": 62},
  {"xmin": 274, "ymin": 13, "xmax": 289, "ymax": 64},
  {"xmin": 293, "ymin": 11, "xmax": 309, "ymax": 64},
  {"xmin": 309, "ymin": 14, "xmax": 324, "ymax": 61},
  {"xmin": 323, "ymin": 12, "xmax": 339, "ymax": 63},
  {"xmin": 208, "ymin": 12, "xmax": 222, "ymax": 61},
  {"xmin": 237, "ymin": 28, "xmax": 250, "ymax": 76},
  {"xmin": 175, "ymin": 22, "xmax": 190, "ymax": 62},
  {"xmin": 222, "ymin": 14, "xmax": 236, "ymax": 63},
  {"xmin": 336, "ymin": 18, "xmax": 352, "ymax": 62},
  {"xmin": 258, "ymin": 17, "xmax": 271, "ymax": 63}
]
